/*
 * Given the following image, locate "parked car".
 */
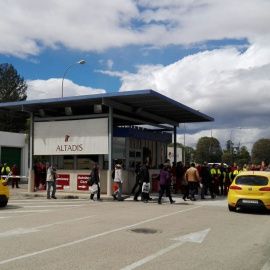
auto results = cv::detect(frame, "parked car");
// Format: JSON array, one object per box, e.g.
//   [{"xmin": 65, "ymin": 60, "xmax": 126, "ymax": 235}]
[
  {"xmin": 0, "ymin": 177, "xmax": 9, "ymax": 207},
  {"xmin": 228, "ymin": 171, "xmax": 270, "ymax": 211}
]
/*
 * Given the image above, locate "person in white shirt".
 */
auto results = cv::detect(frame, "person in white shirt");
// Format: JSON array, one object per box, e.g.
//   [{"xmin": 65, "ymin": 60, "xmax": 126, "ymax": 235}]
[{"xmin": 112, "ymin": 163, "xmax": 124, "ymax": 201}]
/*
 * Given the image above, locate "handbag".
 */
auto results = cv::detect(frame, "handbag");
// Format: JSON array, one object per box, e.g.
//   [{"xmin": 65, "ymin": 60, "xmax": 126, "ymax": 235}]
[
  {"xmin": 90, "ymin": 184, "xmax": 98, "ymax": 194},
  {"xmin": 142, "ymin": 182, "xmax": 150, "ymax": 193}
]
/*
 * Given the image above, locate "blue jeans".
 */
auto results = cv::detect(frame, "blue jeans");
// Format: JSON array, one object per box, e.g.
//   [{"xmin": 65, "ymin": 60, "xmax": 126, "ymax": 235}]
[
  {"xmin": 47, "ymin": 181, "xmax": 56, "ymax": 198},
  {"xmin": 188, "ymin": 182, "xmax": 197, "ymax": 198}
]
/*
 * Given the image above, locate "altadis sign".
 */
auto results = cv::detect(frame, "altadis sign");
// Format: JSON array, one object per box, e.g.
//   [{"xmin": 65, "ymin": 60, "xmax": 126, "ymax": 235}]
[{"xmin": 167, "ymin": 147, "xmax": 182, "ymax": 162}]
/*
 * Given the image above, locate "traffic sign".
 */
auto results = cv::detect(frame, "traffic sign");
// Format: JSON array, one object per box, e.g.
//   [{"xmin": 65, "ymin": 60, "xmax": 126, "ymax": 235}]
[
  {"xmin": 56, "ymin": 174, "xmax": 70, "ymax": 190},
  {"xmin": 77, "ymin": 174, "xmax": 89, "ymax": 191}
]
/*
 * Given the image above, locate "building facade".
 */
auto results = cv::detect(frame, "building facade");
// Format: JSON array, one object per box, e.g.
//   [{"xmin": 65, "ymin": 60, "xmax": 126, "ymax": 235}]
[{"xmin": 0, "ymin": 90, "xmax": 214, "ymax": 195}]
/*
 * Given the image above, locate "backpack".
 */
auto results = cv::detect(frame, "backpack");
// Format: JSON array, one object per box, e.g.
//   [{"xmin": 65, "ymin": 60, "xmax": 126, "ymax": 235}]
[{"xmin": 112, "ymin": 169, "xmax": 115, "ymax": 180}]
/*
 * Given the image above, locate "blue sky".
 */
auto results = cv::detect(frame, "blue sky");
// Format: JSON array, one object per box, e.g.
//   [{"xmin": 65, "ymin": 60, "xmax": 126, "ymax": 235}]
[{"xmin": 1, "ymin": 0, "xmax": 270, "ymax": 155}]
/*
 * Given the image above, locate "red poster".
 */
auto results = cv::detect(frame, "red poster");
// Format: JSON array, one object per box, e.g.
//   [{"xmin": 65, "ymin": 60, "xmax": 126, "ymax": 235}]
[
  {"xmin": 56, "ymin": 174, "xmax": 70, "ymax": 190},
  {"xmin": 77, "ymin": 174, "xmax": 89, "ymax": 191}
]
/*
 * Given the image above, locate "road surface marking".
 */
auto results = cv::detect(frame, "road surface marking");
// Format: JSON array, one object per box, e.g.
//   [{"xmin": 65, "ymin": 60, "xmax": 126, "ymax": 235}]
[
  {"xmin": 22, "ymin": 205, "xmax": 81, "ymax": 208},
  {"xmin": 0, "ymin": 210, "xmax": 52, "ymax": 213},
  {"xmin": 262, "ymin": 258, "xmax": 270, "ymax": 270},
  {"xmin": 9, "ymin": 200, "xmax": 85, "ymax": 204},
  {"xmin": 0, "ymin": 206, "xmax": 201, "ymax": 265},
  {"xmin": 121, "ymin": 229, "xmax": 211, "ymax": 270},
  {"xmin": 0, "ymin": 215, "xmax": 96, "ymax": 238}
]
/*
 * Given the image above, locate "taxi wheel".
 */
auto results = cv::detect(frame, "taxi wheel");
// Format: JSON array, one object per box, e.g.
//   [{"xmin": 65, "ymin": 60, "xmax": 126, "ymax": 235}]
[
  {"xmin": 0, "ymin": 201, "xmax": 8, "ymax": 207},
  {"xmin": 228, "ymin": 204, "xmax": 236, "ymax": 212}
]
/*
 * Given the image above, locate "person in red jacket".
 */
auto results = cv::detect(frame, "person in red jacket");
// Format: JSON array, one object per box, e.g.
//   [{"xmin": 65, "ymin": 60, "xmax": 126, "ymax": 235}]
[{"xmin": 11, "ymin": 163, "xmax": 20, "ymax": 188}]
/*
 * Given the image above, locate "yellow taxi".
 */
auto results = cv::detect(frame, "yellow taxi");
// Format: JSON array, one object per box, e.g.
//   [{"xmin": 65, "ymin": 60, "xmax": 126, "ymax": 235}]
[
  {"xmin": 0, "ymin": 177, "xmax": 9, "ymax": 207},
  {"xmin": 228, "ymin": 171, "xmax": 270, "ymax": 211}
]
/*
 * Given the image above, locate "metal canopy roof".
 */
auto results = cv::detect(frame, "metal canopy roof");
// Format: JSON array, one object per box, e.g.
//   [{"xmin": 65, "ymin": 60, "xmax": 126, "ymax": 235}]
[{"xmin": 0, "ymin": 89, "xmax": 213, "ymax": 129}]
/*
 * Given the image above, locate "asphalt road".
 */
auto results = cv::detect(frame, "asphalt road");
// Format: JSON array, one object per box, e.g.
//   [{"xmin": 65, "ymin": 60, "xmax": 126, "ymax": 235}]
[{"xmin": 1, "ymin": 184, "xmax": 270, "ymax": 270}]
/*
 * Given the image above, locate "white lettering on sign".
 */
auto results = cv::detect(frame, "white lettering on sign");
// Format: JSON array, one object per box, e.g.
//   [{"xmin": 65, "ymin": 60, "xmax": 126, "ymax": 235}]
[
  {"xmin": 57, "ymin": 177, "xmax": 69, "ymax": 181},
  {"xmin": 78, "ymin": 176, "xmax": 88, "ymax": 180},
  {"xmin": 80, "ymin": 180, "xmax": 87, "ymax": 184}
]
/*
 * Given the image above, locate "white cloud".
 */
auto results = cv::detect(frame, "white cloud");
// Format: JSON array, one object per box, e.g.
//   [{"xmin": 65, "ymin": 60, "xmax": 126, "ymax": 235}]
[
  {"xmin": 97, "ymin": 44, "xmax": 270, "ymax": 152},
  {"xmin": 116, "ymin": 45, "xmax": 270, "ymax": 120},
  {"xmin": 107, "ymin": 59, "xmax": 114, "ymax": 70},
  {"xmin": 1, "ymin": 0, "xmax": 270, "ymax": 154},
  {"xmin": 26, "ymin": 78, "xmax": 106, "ymax": 100},
  {"xmin": 1, "ymin": 1, "xmax": 270, "ymax": 57}
]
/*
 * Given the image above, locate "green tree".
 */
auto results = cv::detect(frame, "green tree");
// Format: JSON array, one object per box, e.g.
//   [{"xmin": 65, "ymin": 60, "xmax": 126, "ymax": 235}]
[
  {"xmin": 222, "ymin": 145, "xmax": 250, "ymax": 166},
  {"xmin": 0, "ymin": 63, "xmax": 28, "ymax": 132},
  {"xmin": 251, "ymin": 139, "xmax": 270, "ymax": 164},
  {"xmin": 185, "ymin": 146, "xmax": 195, "ymax": 163},
  {"xmin": 195, "ymin": 136, "xmax": 223, "ymax": 164},
  {"xmin": 236, "ymin": 146, "xmax": 250, "ymax": 165},
  {"xmin": 221, "ymin": 152, "xmax": 231, "ymax": 165},
  {"xmin": 225, "ymin": 140, "xmax": 232, "ymax": 153}
]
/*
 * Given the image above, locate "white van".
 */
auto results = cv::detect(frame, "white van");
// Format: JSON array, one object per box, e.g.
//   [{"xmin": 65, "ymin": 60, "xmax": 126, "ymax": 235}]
[{"xmin": 207, "ymin": 163, "xmax": 228, "ymax": 167}]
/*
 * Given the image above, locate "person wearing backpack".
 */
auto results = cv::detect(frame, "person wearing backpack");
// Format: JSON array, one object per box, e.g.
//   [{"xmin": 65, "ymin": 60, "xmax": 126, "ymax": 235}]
[{"xmin": 112, "ymin": 163, "xmax": 124, "ymax": 201}]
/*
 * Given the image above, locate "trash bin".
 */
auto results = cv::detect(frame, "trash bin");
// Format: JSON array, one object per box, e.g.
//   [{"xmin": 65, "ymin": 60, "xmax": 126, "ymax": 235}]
[{"xmin": 152, "ymin": 174, "xmax": 159, "ymax": 192}]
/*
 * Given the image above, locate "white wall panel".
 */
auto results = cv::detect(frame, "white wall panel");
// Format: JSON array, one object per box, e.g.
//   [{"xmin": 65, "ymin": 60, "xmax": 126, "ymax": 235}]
[{"xmin": 34, "ymin": 118, "xmax": 108, "ymax": 155}]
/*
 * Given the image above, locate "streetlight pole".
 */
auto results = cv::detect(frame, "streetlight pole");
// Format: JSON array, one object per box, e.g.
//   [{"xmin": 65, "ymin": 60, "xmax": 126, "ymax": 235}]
[
  {"xmin": 183, "ymin": 123, "xmax": 186, "ymax": 165},
  {"xmin": 230, "ymin": 127, "xmax": 242, "ymax": 161},
  {"xmin": 61, "ymin": 60, "xmax": 85, "ymax": 97},
  {"xmin": 230, "ymin": 130, "xmax": 234, "ymax": 155}
]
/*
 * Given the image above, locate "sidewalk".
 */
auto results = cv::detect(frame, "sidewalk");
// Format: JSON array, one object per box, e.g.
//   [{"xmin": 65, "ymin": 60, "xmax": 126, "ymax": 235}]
[
  {"xmin": 8, "ymin": 182, "xmax": 149, "ymax": 201},
  {"xmin": 8, "ymin": 182, "xmax": 227, "ymax": 202}
]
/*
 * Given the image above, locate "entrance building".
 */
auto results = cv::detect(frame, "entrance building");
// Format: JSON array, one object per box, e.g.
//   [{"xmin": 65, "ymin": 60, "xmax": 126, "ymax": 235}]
[{"xmin": 0, "ymin": 89, "xmax": 213, "ymax": 195}]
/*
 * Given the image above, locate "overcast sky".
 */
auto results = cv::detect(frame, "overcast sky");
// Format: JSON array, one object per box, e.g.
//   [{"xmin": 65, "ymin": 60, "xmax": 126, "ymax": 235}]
[{"xmin": 1, "ymin": 0, "xmax": 270, "ymax": 153}]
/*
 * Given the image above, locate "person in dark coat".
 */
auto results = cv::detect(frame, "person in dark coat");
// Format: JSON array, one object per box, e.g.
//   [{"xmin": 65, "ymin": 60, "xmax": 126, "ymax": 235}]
[
  {"xmin": 89, "ymin": 163, "xmax": 101, "ymax": 201},
  {"xmin": 131, "ymin": 161, "xmax": 142, "ymax": 194},
  {"xmin": 175, "ymin": 161, "xmax": 184, "ymax": 194},
  {"xmin": 201, "ymin": 162, "xmax": 215, "ymax": 199},
  {"xmin": 134, "ymin": 161, "xmax": 150, "ymax": 203}
]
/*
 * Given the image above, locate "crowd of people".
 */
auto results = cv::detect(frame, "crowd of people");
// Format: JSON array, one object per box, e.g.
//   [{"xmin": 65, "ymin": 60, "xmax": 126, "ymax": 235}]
[
  {"xmin": 10, "ymin": 159, "xmax": 270, "ymax": 202},
  {"xmin": 160, "ymin": 161, "xmax": 270, "ymax": 201},
  {"xmin": 128, "ymin": 160, "xmax": 270, "ymax": 203}
]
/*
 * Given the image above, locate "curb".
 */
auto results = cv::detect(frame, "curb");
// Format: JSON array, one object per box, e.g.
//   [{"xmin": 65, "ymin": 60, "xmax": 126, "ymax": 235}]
[{"xmin": 18, "ymin": 191, "xmax": 131, "ymax": 201}]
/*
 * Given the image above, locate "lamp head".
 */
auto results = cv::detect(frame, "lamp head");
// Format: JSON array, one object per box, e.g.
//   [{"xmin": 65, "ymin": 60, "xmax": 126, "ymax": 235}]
[{"xmin": 77, "ymin": 60, "xmax": 85, "ymax": 64}]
